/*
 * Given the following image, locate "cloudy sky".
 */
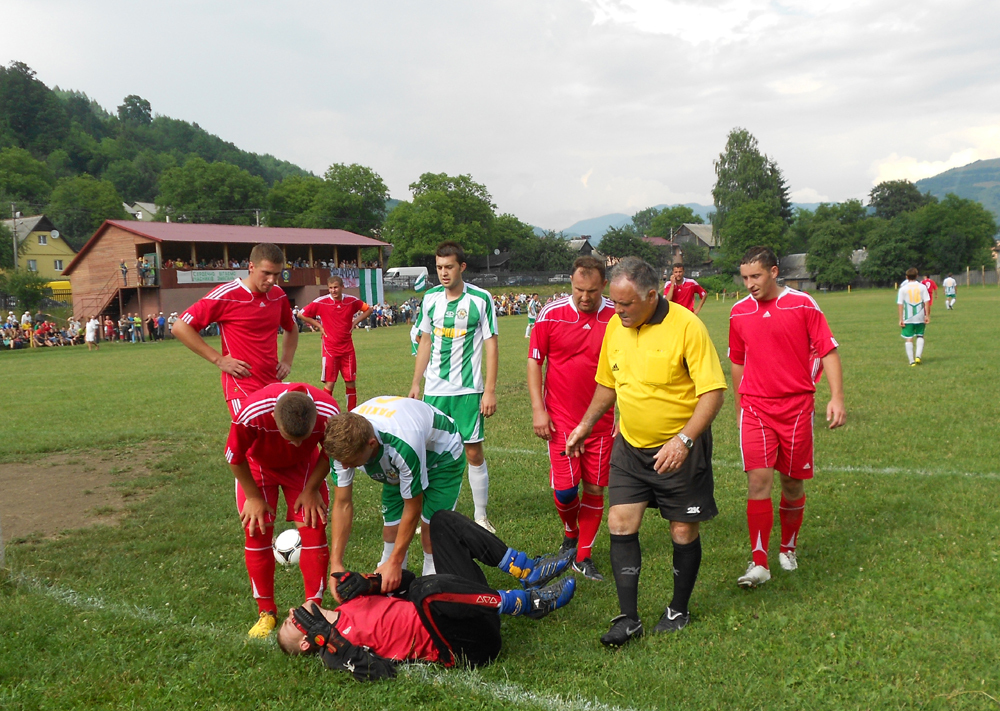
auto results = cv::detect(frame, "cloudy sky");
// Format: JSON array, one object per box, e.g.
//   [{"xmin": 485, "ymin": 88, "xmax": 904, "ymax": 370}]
[{"xmin": 6, "ymin": 0, "xmax": 1000, "ymax": 229}]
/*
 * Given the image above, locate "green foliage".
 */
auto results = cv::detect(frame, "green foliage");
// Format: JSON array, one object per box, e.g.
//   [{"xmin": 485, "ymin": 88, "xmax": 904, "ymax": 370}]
[
  {"xmin": 155, "ymin": 157, "xmax": 267, "ymax": 225},
  {"xmin": 868, "ymin": 179, "xmax": 936, "ymax": 220},
  {"xmin": 0, "ymin": 61, "xmax": 70, "ymax": 155},
  {"xmin": 715, "ymin": 200, "xmax": 788, "ymax": 273},
  {"xmin": 46, "ymin": 174, "xmax": 127, "ymax": 245},
  {"xmin": 0, "ymin": 221, "xmax": 15, "ymax": 269},
  {"xmin": 694, "ymin": 273, "xmax": 733, "ymax": 293},
  {"xmin": 858, "ymin": 215, "xmax": 920, "ymax": 285},
  {"xmin": 296, "ymin": 163, "xmax": 389, "ymax": 236},
  {"xmin": 266, "ymin": 175, "xmax": 323, "ymax": 227},
  {"xmin": 677, "ymin": 242, "xmax": 710, "ymax": 266},
  {"xmin": 805, "ymin": 221, "xmax": 857, "ymax": 288},
  {"xmin": 598, "ymin": 225, "xmax": 663, "ymax": 265},
  {"xmin": 0, "ymin": 146, "xmax": 56, "ymax": 208},
  {"xmin": 117, "ymin": 95, "xmax": 152, "ymax": 126},
  {"xmin": 0, "ymin": 268, "xmax": 50, "ymax": 310},
  {"xmin": 648, "ymin": 205, "xmax": 704, "ymax": 238},
  {"xmin": 630, "ymin": 206, "xmax": 661, "ymax": 235},
  {"xmin": 915, "ymin": 193, "xmax": 998, "ymax": 273},
  {"xmin": 916, "ymin": 156, "xmax": 1000, "ymax": 221}
]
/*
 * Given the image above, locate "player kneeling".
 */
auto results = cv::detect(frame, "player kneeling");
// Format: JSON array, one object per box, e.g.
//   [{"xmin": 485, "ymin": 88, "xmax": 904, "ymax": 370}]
[{"xmin": 278, "ymin": 510, "xmax": 576, "ymax": 680}]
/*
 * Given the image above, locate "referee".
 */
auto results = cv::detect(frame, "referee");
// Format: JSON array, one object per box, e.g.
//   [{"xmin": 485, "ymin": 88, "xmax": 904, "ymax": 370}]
[{"xmin": 566, "ymin": 257, "xmax": 727, "ymax": 645}]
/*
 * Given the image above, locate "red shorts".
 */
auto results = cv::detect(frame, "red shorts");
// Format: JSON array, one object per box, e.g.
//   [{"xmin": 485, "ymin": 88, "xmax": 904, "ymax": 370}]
[
  {"xmin": 322, "ymin": 349, "xmax": 357, "ymax": 384},
  {"xmin": 235, "ymin": 449, "xmax": 329, "ymax": 527},
  {"xmin": 738, "ymin": 393, "xmax": 815, "ymax": 479},
  {"xmin": 548, "ymin": 431, "xmax": 612, "ymax": 491},
  {"xmin": 227, "ymin": 398, "xmax": 243, "ymax": 420}
]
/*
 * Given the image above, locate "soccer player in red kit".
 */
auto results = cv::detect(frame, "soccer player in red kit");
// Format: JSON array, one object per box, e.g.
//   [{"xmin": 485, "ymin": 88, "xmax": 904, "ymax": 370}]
[
  {"xmin": 299, "ymin": 275, "xmax": 372, "ymax": 411},
  {"xmin": 728, "ymin": 246, "xmax": 846, "ymax": 589},
  {"xmin": 225, "ymin": 382, "xmax": 341, "ymax": 637},
  {"xmin": 172, "ymin": 243, "xmax": 298, "ymax": 419},
  {"xmin": 527, "ymin": 256, "xmax": 616, "ymax": 580},
  {"xmin": 664, "ymin": 263, "xmax": 707, "ymax": 314},
  {"xmin": 920, "ymin": 274, "xmax": 938, "ymax": 309}
]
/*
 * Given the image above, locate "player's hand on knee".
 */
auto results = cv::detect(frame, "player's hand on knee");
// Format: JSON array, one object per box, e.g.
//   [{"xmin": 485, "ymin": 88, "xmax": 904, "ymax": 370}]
[
  {"xmin": 294, "ymin": 491, "xmax": 327, "ymax": 528},
  {"xmin": 240, "ymin": 498, "xmax": 274, "ymax": 537}
]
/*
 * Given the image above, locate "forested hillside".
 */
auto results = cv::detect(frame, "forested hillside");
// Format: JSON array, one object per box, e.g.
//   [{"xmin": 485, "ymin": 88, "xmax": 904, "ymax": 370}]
[{"xmin": 916, "ymin": 158, "xmax": 1000, "ymax": 220}]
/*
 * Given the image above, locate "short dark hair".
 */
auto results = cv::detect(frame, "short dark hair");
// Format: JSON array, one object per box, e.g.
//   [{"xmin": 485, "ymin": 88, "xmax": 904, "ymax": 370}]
[
  {"xmin": 609, "ymin": 256, "xmax": 659, "ymax": 296},
  {"xmin": 273, "ymin": 392, "xmax": 317, "ymax": 439},
  {"xmin": 572, "ymin": 255, "xmax": 605, "ymax": 281},
  {"xmin": 436, "ymin": 241, "xmax": 466, "ymax": 265},
  {"xmin": 250, "ymin": 243, "xmax": 284, "ymax": 266},
  {"xmin": 328, "ymin": 275, "xmax": 344, "ymax": 287},
  {"xmin": 906, "ymin": 267, "xmax": 918, "ymax": 280},
  {"xmin": 741, "ymin": 246, "xmax": 778, "ymax": 271}
]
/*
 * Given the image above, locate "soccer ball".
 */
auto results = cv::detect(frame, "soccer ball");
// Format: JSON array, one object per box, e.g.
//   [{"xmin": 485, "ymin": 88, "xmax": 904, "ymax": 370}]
[{"xmin": 273, "ymin": 528, "xmax": 302, "ymax": 566}]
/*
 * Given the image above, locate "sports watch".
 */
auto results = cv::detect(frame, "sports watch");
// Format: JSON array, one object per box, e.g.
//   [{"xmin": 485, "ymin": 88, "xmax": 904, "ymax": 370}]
[{"xmin": 676, "ymin": 433, "xmax": 694, "ymax": 450}]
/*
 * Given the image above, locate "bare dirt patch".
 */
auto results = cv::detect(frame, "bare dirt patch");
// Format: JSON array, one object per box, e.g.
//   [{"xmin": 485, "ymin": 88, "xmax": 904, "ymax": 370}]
[{"xmin": 0, "ymin": 446, "xmax": 166, "ymax": 543}]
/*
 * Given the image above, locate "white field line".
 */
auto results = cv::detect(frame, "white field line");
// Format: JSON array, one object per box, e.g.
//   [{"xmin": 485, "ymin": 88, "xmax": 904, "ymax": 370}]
[
  {"xmin": 11, "ymin": 572, "xmax": 643, "ymax": 711},
  {"xmin": 494, "ymin": 447, "xmax": 1000, "ymax": 480}
]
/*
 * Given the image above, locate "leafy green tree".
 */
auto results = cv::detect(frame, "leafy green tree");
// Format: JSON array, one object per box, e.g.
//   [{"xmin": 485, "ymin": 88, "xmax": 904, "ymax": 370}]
[
  {"xmin": 715, "ymin": 200, "xmax": 788, "ymax": 273},
  {"xmin": 0, "ymin": 62, "xmax": 70, "ymax": 155},
  {"xmin": 648, "ymin": 205, "xmax": 703, "ymax": 238},
  {"xmin": 788, "ymin": 199, "xmax": 869, "ymax": 254},
  {"xmin": 805, "ymin": 221, "xmax": 856, "ymax": 288},
  {"xmin": 266, "ymin": 175, "xmax": 323, "ymax": 227},
  {"xmin": 155, "ymin": 157, "xmax": 267, "ymax": 225},
  {"xmin": 494, "ymin": 215, "xmax": 576, "ymax": 271},
  {"xmin": 46, "ymin": 174, "xmax": 127, "ymax": 246},
  {"xmin": 0, "ymin": 222, "xmax": 15, "ymax": 269},
  {"xmin": 859, "ymin": 215, "xmax": 921, "ymax": 285},
  {"xmin": 868, "ymin": 179, "xmax": 936, "ymax": 220},
  {"xmin": 599, "ymin": 225, "xmax": 662, "ymax": 265},
  {"xmin": 297, "ymin": 163, "xmax": 389, "ymax": 236},
  {"xmin": 0, "ymin": 268, "xmax": 50, "ymax": 311},
  {"xmin": 677, "ymin": 242, "xmax": 710, "ymax": 266},
  {"xmin": 0, "ymin": 146, "xmax": 56, "ymax": 208},
  {"xmin": 630, "ymin": 207, "xmax": 661, "ymax": 235},
  {"xmin": 117, "ymin": 95, "xmax": 152, "ymax": 126},
  {"xmin": 914, "ymin": 194, "xmax": 997, "ymax": 273}
]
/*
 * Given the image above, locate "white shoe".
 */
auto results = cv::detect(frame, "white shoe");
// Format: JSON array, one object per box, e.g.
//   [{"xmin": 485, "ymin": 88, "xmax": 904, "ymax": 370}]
[
  {"xmin": 737, "ymin": 562, "xmax": 771, "ymax": 589},
  {"xmin": 475, "ymin": 516, "xmax": 496, "ymax": 534},
  {"xmin": 779, "ymin": 551, "xmax": 798, "ymax": 571}
]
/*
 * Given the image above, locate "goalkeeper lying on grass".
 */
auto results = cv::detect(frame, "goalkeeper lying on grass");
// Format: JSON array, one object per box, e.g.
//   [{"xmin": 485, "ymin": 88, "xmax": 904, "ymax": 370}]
[{"xmin": 277, "ymin": 510, "xmax": 577, "ymax": 680}]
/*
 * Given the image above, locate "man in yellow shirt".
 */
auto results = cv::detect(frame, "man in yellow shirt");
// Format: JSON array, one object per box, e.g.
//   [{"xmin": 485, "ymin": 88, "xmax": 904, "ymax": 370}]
[{"xmin": 566, "ymin": 257, "xmax": 726, "ymax": 646}]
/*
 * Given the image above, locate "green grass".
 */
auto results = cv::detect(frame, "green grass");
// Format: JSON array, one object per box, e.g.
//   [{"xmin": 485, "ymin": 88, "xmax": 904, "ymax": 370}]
[{"xmin": 2, "ymin": 288, "xmax": 1000, "ymax": 710}]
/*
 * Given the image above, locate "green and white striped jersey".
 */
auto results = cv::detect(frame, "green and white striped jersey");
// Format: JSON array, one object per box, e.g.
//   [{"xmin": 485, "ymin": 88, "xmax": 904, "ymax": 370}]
[
  {"xmin": 897, "ymin": 280, "xmax": 930, "ymax": 324},
  {"xmin": 416, "ymin": 283, "xmax": 498, "ymax": 396},
  {"xmin": 333, "ymin": 396, "xmax": 465, "ymax": 499}
]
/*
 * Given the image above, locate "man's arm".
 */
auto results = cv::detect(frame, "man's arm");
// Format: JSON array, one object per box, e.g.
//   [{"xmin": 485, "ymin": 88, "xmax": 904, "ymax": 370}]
[
  {"xmin": 821, "ymin": 349, "xmax": 846, "ymax": 429},
  {"xmin": 300, "ymin": 315, "xmax": 323, "ymax": 335},
  {"xmin": 730, "ymin": 363, "xmax": 744, "ymax": 414},
  {"xmin": 328, "ymin": 483, "xmax": 354, "ymax": 580},
  {"xmin": 565, "ymin": 383, "xmax": 617, "ymax": 455},
  {"xmin": 924, "ymin": 299, "xmax": 931, "ymax": 322},
  {"xmin": 229, "ymin": 461, "xmax": 275, "ymax": 537},
  {"xmin": 408, "ymin": 333, "xmax": 432, "ymax": 398},
  {"xmin": 652, "ymin": 388, "xmax": 725, "ymax": 474},
  {"xmin": 526, "ymin": 357, "xmax": 554, "ymax": 440},
  {"xmin": 294, "ymin": 453, "xmax": 330, "ymax": 528},
  {"xmin": 376, "ymin": 494, "xmax": 421, "ymax": 593},
  {"xmin": 277, "ymin": 326, "xmax": 298, "ymax": 380},
  {"xmin": 664, "ymin": 281, "xmax": 675, "ymax": 302},
  {"xmin": 172, "ymin": 318, "xmax": 251, "ymax": 378},
  {"xmin": 897, "ymin": 303, "xmax": 904, "ymax": 328},
  {"xmin": 351, "ymin": 306, "xmax": 373, "ymax": 329},
  {"xmin": 481, "ymin": 335, "xmax": 498, "ymax": 417},
  {"xmin": 693, "ymin": 291, "xmax": 706, "ymax": 315}
]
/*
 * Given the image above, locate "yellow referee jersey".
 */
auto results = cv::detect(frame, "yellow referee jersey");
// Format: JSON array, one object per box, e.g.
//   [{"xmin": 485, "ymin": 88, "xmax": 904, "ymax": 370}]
[{"xmin": 596, "ymin": 297, "xmax": 726, "ymax": 449}]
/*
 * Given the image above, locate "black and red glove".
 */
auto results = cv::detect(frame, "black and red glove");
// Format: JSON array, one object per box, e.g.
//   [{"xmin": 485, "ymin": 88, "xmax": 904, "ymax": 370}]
[{"xmin": 335, "ymin": 571, "xmax": 383, "ymax": 602}]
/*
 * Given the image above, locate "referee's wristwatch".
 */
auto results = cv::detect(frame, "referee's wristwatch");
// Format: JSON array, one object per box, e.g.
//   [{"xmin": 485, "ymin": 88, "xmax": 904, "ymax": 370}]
[{"xmin": 676, "ymin": 433, "xmax": 694, "ymax": 450}]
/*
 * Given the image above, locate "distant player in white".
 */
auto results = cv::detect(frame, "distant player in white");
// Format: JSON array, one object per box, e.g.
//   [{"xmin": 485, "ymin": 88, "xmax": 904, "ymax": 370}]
[
  {"xmin": 409, "ymin": 241, "xmax": 499, "ymax": 533},
  {"xmin": 943, "ymin": 274, "xmax": 957, "ymax": 310},
  {"xmin": 84, "ymin": 316, "xmax": 100, "ymax": 351},
  {"xmin": 897, "ymin": 267, "xmax": 930, "ymax": 366},
  {"xmin": 525, "ymin": 294, "xmax": 540, "ymax": 338}
]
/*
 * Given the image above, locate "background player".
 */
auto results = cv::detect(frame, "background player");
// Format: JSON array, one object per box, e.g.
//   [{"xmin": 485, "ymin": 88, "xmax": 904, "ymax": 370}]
[
  {"xmin": 324, "ymin": 397, "xmax": 466, "ymax": 589},
  {"xmin": 409, "ymin": 241, "xmax": 499, "ymax": 532},
  {"xmin": 527, "ymin": 256, "xmax": 615, "ymax": 580},
  {"xmin": 225, "ymin": 382, "xmax": 340, "ymax": 636},
  {"xmin": 663, "ymin": 263, "xmax": 707, "ymax": 315},
  {"xmin": 172, "ymin": 242, "xmax": 297, "ymax": 418},
  {"xmin": 729, "ymin": 246, "xmax": 845, "ymax": 589},
  {"xmin": 525, "ymin": 293, "xmax": 540, "ymax": 338},
  {"xmin": 920, "ymin": 273, "xmax": 938, "ymax": 310},
  {"xmin": 898, "ymin": 268, "xmax": 931, "ymax": 366},
  {"xmin": 943, "ymin": 273, "xmax": 957, "ymax": 309},
  {"xmin": 299, "ymin": 275, "xmax": 372, "ymax": 411}
]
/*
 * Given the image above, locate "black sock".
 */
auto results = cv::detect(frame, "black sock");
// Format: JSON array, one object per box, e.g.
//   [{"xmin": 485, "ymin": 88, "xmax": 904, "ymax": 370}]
[
  {"xmin": 669, "ymin": 537, "xmax": 702, "ymax": 615},
  {"xmin": 609, "ymin": 533, "xmax": 641, "ymax": 620}
]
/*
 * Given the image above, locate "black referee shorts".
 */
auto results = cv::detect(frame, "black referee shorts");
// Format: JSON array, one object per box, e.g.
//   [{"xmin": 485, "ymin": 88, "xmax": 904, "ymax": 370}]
[{"xmin": 608, "ymin": 429, "xmax": 718, "ymax": 522}]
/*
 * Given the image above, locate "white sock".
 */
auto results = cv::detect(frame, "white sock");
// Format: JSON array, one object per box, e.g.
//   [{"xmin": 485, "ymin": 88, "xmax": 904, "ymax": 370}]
[
  {"xmin": 422, "ymin": 552, "xmax": 435, "ymax": 576},
  {"xmin": 905, "ymin": 341, "xmax": 914, "ymax": 363},
  {"xmin": 379, "ymin": 541, "xmax": 395, "ymax": 566},
  {"xmin": 469, "ymin": 462, "xmax": 489, "ymax": 519},
  {"xmin": 915, "ymin": 336, "xmax": 924, "ymax": 359}
]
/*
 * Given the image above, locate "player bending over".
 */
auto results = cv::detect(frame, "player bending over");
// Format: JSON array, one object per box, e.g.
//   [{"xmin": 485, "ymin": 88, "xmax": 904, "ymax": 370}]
[
  {"xmin": 225, "ymin": 383, "xmax": 340, "ymax": 637},
  {"xmin": 277, "ymin": 510, "xmax": 576, "ymax": 681}
]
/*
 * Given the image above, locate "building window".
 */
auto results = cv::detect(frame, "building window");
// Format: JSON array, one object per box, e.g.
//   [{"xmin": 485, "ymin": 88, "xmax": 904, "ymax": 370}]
[
  {"xmin": 54, "ymin": 259, "xmax": 63, "ymax": 271},
  {"xmin": 27, "ymin": 260, "xmax": 37, "ymax": 272},
  {"xmin": 37, "ymin": 234, "xmax": 47, "ymax": 245}
]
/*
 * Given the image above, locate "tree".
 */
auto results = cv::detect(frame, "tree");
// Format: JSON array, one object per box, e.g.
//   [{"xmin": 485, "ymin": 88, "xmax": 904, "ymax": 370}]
[
  {"xmin": 805, "ymin": 221, "xmax": 856, "ymax": 288},
  {"xmin": 266, "ymin": 175, "xmax": 323, "ymax": 227},
  {"xmin": 715, "ymin": 200, "xmax": 787, "ymax": 273},
  {"xmin": 0, "ymin": 61, "xmax": 70, "ymax": 155},
  {"xmin": 117, "ymin": 95, "xmax": 152, "ymax": 126},
  {"xmin": 868, "ymin": 179, "xmax": 935, "ymax": 220},
  {"xmin": 46, "ymin": 174, "xmax": 127, "ymax": 246},
  {"xmin": 712, "ymin": 127, "xmax": 791, "ymax": 270},
  {"xmin": 0, "ymin": 268, "xmax": 50, "ymax": 311},
  {"xmin": 0, "ymin": 222, "xmax": 15, "ymax": 269},
  {"xmin": 859, "ymin": 215, "xmax": 921, "ymax": 285},
  {"xmin": 630, "ymin": 207, "xmax": 661, "ymax": 235},
  {"xmin": 648, "ymin": 205, "xmax": 703, "ymax": 238},
  {"xmin": 0, "ymin": 146, "xmax": 56, "ymax": 208},
  {"xmin": 155, "ymin": 157, "xmax": 267, "ymax": 225},
  {"xmin": 598, "ymin": 225, "xmax": 662, "ymax": 265},
  {"xmin": 914, "ymin": 194, "xmax": 997, "ymax": 273},
  {"xmin": 677, "ymin": 242, "xmax": 710, "ymax": 267},
  {"xmin": 297, "ymin": 163, "xmax": 389, "ymax": 236},
  {"xmin": 494, "ymin": 215, "xmax": 576, "ymax": 271}
]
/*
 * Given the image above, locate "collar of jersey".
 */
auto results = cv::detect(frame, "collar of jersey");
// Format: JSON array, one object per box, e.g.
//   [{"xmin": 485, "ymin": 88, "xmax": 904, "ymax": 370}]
[{"xmin": 642, "ymin": 295, "xmax": 671, "ymax": 327}]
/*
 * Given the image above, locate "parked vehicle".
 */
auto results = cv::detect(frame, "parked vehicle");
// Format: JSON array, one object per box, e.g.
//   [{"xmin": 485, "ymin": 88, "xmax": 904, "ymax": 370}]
[{"xmin": 548, "ymin": 273, "xmax": 571, "ymax": 283}]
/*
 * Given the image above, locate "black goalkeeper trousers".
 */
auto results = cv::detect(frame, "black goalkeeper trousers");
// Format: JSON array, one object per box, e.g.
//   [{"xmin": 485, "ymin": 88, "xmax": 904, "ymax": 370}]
[{"xmin": 407, "ymin": 510, "xmax": 512, "ymax": 667}]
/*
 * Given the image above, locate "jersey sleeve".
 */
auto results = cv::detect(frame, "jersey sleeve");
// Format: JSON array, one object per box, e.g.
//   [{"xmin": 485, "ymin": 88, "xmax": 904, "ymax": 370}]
[
  {"xmin": 333, "ymin": 460, "xmax": 356, "ymax": 488},
  {"xmin": 693, "ymin": 282, "xmax": 707, "ymax": 299},
  {"xmin": 224, "ymin": 421, "xmax": 257, "ymax": 466},
  {"xmin": 528, "ymin": 317, "xmax": 549, "ymax": 363},
  {"xmin": 806, "ymin": 309, "xmax": 838, "ymax": 359},
  {"xmin": 417, "ymin": 296, "xmax": 433, "ymax": 335},
  {"xmin": 685, "ymin": 319, "xmax": 728, "ymax": 396},
  {"xmin": 727, "ymin": 315, "xmax": 746, "ymax": 366},
  {"xmin": 479, "ymin": 293, "xmax": 498, "ymax": 339},
  {"xmin": 301, "ymin": 300, "xmax": 320, "ymax": 319},
  {"xmin": 180, "ymin": 296, "xmax": 223, "ymax": 332},
  {"xmin": 595, "ymin": 321, "xmax": 617, "ymax": 389},
  {"xmin": 279, "ymin": 297, "xmax": 295, "ymax": 332}
]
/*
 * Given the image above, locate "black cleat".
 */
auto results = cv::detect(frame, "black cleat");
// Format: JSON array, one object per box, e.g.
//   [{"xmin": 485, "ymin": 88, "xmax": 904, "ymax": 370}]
[
  {"xmin": 600, "ymin": 614, "xmax": 643, "ymax": 647},
  {"xmin": 653, "ymin": 606, "xmax": 690, "ymax": 633},
  {"xmin": 572, "ymin": 557, "xmax": 605, "ymax": 581},
  {"xmin": 559, "ymin": 535, "xmax": 578, "ymax": 554},
  {"xmin": 526, "ymin": 575, "xmax": 577, "ymax": 619}
]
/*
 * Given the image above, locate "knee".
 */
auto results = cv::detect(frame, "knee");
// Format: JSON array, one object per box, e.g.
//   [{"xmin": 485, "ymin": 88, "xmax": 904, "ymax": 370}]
[
  {"xmin": 606, "ymin": 508, "xmax": 638, "ymax": 536},
  {"xmin": 581, "ymin": 481, "xmax": 604, "ymax": 496},
  {"xmin": 670, "ymin": 521, "xmax": 699, "ymax": 545},
  {"xmin": 466, "ymin": 447, "xmax": 484, "ymax": 467},
  {"xmin": 553, "ymin": 487, "xmax": 578, "ymax": 504}
]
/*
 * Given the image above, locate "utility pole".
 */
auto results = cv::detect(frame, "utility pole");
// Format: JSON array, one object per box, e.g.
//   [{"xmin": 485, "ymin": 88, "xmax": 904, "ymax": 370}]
[
  {"xmin": 255, "ymin": 209, "xmax": 260, "ymax": 227},
  {"xmin": 10, "ymin": 203, "xmax": 18, "ymax": 270}
]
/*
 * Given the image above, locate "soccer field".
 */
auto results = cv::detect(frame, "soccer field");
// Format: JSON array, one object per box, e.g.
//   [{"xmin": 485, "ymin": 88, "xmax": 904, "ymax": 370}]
[{"xmin": 2, "ymin": 288, "xmax": 999, "ymax": 710}]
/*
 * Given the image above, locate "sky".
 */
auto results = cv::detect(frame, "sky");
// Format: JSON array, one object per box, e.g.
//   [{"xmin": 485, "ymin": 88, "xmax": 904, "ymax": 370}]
[{"xmin": 6, "ymin": 0, "xmax": 1000, "ymax": 230}]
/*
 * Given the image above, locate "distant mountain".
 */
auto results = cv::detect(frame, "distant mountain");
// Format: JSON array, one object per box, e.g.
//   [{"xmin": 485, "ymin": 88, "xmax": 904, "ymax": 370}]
[{"xmin": 916, "ymin": 158, "xmax": 1000, "ymax": 219}]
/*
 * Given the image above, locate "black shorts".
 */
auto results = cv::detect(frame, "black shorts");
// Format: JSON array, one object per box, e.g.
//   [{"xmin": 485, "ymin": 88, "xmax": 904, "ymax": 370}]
[
  {"xmin": 409, "ymin": 574, "xmax": 502, "ymax": 668},
  {"xmin": 608, "ymin": 430, "xmax": 718, "ymax": 522}
]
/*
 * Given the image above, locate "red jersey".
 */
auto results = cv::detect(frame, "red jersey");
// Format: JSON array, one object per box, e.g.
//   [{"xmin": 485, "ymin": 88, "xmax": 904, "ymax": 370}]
[
  {"xmin": 666, "ymin": 278, "xmax": 707, "ymax": 311},
  {"xmin": 301, "ymin": 294, "xmax": 369, "ymax": 356},
  {"xmin": 529, "ymin": 296, "xmax": 616, "ymax": 434},
  {"xmin": 180, "ymin": 279, "xmax": 296, "ymax": 403},
  {"xmin": 728, "ymin": 288, "xmax": 839, "ymax": 398},
  {"xmin": 335, "ymin": 595, "xmax": 440, "ymax": 662},
  {"xmin": 921, "ymin": 279, "xmax": 938, "ymax": 304},
  {"xmin": 225, "ymin": 382, "xmax": 340, "ymax": 470}
]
